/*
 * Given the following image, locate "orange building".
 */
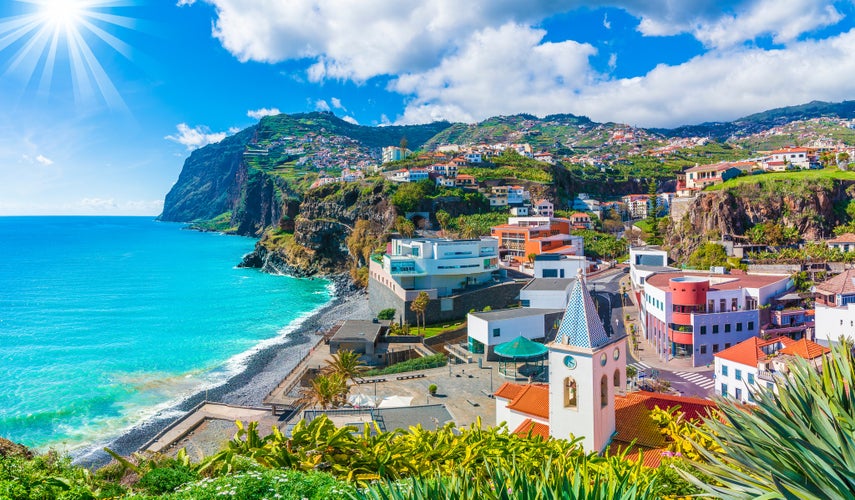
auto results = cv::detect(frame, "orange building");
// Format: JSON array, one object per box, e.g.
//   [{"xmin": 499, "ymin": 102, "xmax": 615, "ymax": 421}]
[{"xmin": 490, "ymin": 217, "xmax": 583, "ymax": 263}]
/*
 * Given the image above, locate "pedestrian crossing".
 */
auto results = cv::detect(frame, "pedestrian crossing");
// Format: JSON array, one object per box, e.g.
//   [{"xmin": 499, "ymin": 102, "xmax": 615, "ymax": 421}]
[
  {"xmin": 628, "ymin": 361, "xmax": 651, "ymax": 372},
  {"xmin": 675, "ymin": 371, "xmax": 716, "ymax": 390}
]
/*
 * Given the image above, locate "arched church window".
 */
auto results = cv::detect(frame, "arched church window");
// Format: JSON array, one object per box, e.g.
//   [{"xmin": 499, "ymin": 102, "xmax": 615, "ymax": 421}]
[
  {"xmin": 600, "ymin": 374, "xmax": 608, "ymax": 408},
  {"xmin": 564, "ymin": 377, "xmax": 577, "ymax": 409},
  {"xmin": 614, "ymin": 368, "xmax": 621, "ymax": 388}
]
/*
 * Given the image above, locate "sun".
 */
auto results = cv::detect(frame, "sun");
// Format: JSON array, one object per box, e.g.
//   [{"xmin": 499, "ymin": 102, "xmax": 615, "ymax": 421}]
[
  {"xmin": 39, "ymin": 0, "xmax": 86, "ymax": 26},
  {"xmin": 0, "ymin": 0, "xmax": 137, "ymax": 109}
]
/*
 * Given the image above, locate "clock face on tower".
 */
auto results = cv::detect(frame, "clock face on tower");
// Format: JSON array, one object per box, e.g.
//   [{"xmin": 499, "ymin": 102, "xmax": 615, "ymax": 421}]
[
  {"xmin": 600, "ymin": 353, "xmax": 608, "ymax": 366},
  {"xmin": 613, "ymin": 348, "xmax": 620, "ymax": 361},
  {"xmin": 563, "ymin": 355, "xmax": 577, "ymax": 369}
]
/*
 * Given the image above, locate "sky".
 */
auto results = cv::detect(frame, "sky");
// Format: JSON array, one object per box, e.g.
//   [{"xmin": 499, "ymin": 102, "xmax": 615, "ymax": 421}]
[{"xmin": 1, "ymin": 0, "xmax": 855, "ymax": 215}]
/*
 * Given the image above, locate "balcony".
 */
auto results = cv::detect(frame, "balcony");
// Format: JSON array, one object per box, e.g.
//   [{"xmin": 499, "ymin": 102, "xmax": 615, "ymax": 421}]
[{"xmin": 668, "ymin": 324, "xmax": 693, "ymax": 345}]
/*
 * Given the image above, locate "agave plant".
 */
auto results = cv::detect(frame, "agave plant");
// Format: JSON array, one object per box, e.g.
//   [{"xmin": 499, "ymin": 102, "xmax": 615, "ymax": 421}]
[{"xmin": 684, "ymin": 341, "xmax": 855, "ymax": 499}]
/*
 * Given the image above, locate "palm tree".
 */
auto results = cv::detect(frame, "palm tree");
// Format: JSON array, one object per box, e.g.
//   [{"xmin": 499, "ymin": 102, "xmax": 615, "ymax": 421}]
[
  {"xmin": 410, "ymin": 291, "xmax": 430, "ymax": 335},
  {"xmin": 324, "ymin": 349, "xmax": 367, "ymax": 384},
  {"xmin": 299, "ymin": 372, "xmax": 348, "ymax": 409}
]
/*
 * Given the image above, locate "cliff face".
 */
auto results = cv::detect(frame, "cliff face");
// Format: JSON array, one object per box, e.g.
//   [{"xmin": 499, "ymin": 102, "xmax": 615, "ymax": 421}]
[
  {"xmin": 159, "ymin": 127, "xmax": 255, "ymax": 222},
  {"xmin": 240, "ymin": 182, "xmax": 396, "ymax": 275},
  {"xmin": 667, "ymin": 178, "xmax": 855, "ymax": 260}
]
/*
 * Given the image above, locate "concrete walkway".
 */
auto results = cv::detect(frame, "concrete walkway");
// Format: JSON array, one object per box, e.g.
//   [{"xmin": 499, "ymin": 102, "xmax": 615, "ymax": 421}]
[{"xmin": 142, "ymin": 403, "xmax": 272, "ymax": 454}]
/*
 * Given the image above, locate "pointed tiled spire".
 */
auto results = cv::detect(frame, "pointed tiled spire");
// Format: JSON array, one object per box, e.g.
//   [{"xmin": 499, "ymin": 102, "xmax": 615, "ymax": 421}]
[{"xmin": 554, "ymin": 269, "xmax": 610, "ymax": 348}]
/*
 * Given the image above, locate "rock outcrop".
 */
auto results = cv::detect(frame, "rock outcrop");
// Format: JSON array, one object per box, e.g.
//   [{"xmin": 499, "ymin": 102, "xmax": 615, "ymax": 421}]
[{"xmin": 666, "ymin": 177, "xmax": 855, "ymax": 260}]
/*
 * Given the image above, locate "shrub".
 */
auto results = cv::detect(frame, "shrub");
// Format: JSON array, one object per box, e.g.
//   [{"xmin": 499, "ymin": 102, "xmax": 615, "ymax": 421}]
[
  {"xmin": 138, "ymin": 465, "xmax": 198, "ymax": 495},
  {"xmin": 428, "ymin": 384, "xmax": 437, "ymax": 395},
  {"xmin": 377, "ymin": 308, "xmax": 396, "ymax": 321},
  {"xmin": 364, "ymin": 354, "xmax": 447, "ymax": 376}
]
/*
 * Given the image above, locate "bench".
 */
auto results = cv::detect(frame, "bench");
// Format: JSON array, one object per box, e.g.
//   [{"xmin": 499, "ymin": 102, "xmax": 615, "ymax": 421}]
[
  {"xmin": 466, "ymin": 399, "xmax": 479, "ymax": 407},
  {"xmin": 396, "ymin": 374, "xmax": 426, "ymax": 380},
  {"xmin": 355, "ymin": 378, "xmax": 386, "ymax": 384}
]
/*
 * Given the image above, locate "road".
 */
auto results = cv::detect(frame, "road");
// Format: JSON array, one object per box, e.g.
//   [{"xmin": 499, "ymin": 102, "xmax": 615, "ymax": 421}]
[{"xmin": 589, "ymin": 269, "xmax": 714, "ymax": 398}]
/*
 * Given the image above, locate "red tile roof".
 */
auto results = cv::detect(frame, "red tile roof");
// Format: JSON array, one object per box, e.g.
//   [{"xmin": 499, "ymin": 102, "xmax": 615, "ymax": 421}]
[
  {"xmin": 645, "ymin": 271, "xmax": 790, "ymax": 292},
  {"xmin": 506, "ymin": 384, "xmax": 549, "ymax": 419},
  {"xmin": 826, "ymin": 232, "xmax": 855, "ymax": 244},
  {"xmin": 513, "ymin": 419, "xmax": 550, "ymax": 440},
  {"xmin": 494, "ymin": 382, "xmax": 526, "ymax": 401},
  {"xmin": 714, "ymin": 336, "xmax": 793, "ymax": 366},
  {"xmin": 814, "ymin": 268, "xmax": 855, "ymax": 295},
  {"xmin": 778, "ymin": 338, "xmax": 830, "ymax": 360}
]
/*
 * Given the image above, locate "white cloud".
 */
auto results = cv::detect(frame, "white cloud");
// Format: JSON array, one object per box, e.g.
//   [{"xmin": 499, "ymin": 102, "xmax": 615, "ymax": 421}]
[
  {"xmin": 35, "ymin": 154, "xmax": 53, "ymax": 166},
  {"xmin": 247, "ymin": 107, "xmax": 280, "ymax": 119},
  {"xmin": 330, "ymin": 97, "xmax": 344, "ymax": 110},
  {"xmin": 176, "ymin": 0, "xmax": 195, "ymax": 5},
  {"xmin": 602, "ymin": 13, "xmax": 611, "ymax": 30},
  {"xmin": 165, "ymin": 123, "xmax": 228, "ymax": 150},
  {"xmin": 640, "ymin": 0, "xmax": 844, "ymax": 49},
  {"xmin": 314, "ymin": 99, "xmax": 331, "ymax": 112},
  {"xmin": 342, "ymin": 115, "xmax": 358, "ymax": 124},
  {"xmin": 607, "ymin": 53, "xmax": 617, "ymax": 71},
  {"xmin": 392, "ymin": 23, "xmax": 596, "ymax": 124},
  {"xmin": 76, "ymin": 198, "xmax": 164, "ymax": 215}
]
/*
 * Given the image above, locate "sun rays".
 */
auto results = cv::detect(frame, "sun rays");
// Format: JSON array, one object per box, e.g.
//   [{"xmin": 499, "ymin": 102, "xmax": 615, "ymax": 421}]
[{"xmin": 0, "ymin": 0, "xmax": 137, "ymax": 110}]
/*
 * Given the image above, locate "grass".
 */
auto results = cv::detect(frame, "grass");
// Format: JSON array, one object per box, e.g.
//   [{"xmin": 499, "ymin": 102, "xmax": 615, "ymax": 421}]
[
  {"xmin": 707, "ymin": 168, "xmax": 855, "ymax": 190},
  {"xmin": 420, "ymin": 321, "xmax": 466, "ymax": 338}
]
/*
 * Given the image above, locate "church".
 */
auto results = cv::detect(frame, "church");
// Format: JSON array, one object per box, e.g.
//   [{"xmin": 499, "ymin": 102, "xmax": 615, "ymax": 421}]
[{"xmin": 494, "ymin": 273, "xmax": 715, "ymax": 466}]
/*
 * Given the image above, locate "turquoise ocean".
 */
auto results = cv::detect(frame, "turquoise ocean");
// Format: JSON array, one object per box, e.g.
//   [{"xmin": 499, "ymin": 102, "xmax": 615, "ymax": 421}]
[{"xmin": 0, "ymin": 217, "xmax": 331, "ymax": 450}]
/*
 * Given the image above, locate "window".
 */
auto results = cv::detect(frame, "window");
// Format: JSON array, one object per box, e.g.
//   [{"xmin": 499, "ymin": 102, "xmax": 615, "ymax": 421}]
[
  {"xmin": 735, "ymin": 388, "xmax": 743, "ymax": 401},
  {"xmin": 747, "ymin": 392, "xmax": 754, "ymax": 403},
  {"xmin": 735, "ymin": 369, "xmax": 742, "ymax": 381},
  {"xmin": 767, "ymin": 382, "xmax": 773, "ymax": 390},
  {"xmin": 520, "ymin": 300, "xmax": 530, "ymax": 307},
  {"xmin": 563, "ymin": 377, "xmax": 577, "ymax": 409},
  {"xmin": 492, "ymin": 328, "xmax": 500, "ymax": 337},
  {"xmin": 543, "ymin": 269, "xmax": 558, "ymax": 278},
  {"xmin": 722, "ymin": 364, "xmax": 729, "ymax": 376},
  {"xmin": 725, "ymin": 324, "xmax": 731, "ymax": 333},
  {"xmin": 600, "ymin": 375, "xmax": 608, "ymax": 408},
  {"xmin": 736, "ymin": 322, "xmax": 743, "ymax": 332},
  {"xmin": 748, "ymin": 321, "xmax": 754, "ymax": 330},
  {"xmin": 748, "ymin": 373, "xmax": 755, "ymax": 385},
  {"xmin": 614, "ymin": 369, "xmax": 620, "ymax": 388},
  {"xmin": 731, "ymin": 298, "xmax": 738, "ymax": 311},
  {"xmin": 720, "ymin": 299, "xmax": 726, "ymax": 312},
  {"xmin": 700, "ymin": 325, "xmax": 707, "ymax": 335},
  {"xmin": 725, "ymin": 343, "xmax": 731, "ymax": 349},
  {"xmin": 721, "ymin": 383, "xmax": 728, "ymax": 397},
  {"xmin": 713, "ymin": 344, "xmax": 719, "ymax": 353},
  {"xmin": 713, "ymin": 325, "xmax": 719, "ymax": 334},
  {"xmin": 700, "ymin": 344, "xmax": 707, "ymax": 354},
  {"xmin": 708, "ymin": 300, "xmax": 715, "ymax": 312}
]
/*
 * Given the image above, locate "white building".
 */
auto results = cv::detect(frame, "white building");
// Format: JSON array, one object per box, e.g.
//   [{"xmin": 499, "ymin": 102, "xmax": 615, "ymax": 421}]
[
  {"xmin": 813, "ymin": 269, "xmax": 855, "ymax": 346},
  {"xmin": 464, "ymin": 153, "xmax": 482, "ymax": 163},
  {"xmin": 714, "ymin": 336, "xmax": 828, "ymax": 404},
  {"xmin": 520, "ymin": 278, "xmax": 575, "ymax": 309},
  {"xmin": 374, "ymin": 238, "xmax": 500, "ymax": 297},
  {"xmin": 764, "ymin": 147, "xmax": 811, "ymax": 170},
  {"xmin": 533, "ymin": 199, "xmax": 554, "ymax": 217},
  {"xmin": 825, "ymin": 233, "xmax": 855, "ymax": 253},
  {"xmin": 467, "ymin": 308, "xmax": 564, "ymax": 359},
  {"xmin": 510, "ymin": 206, "xmax": 530, "ymax": 216},
  {"xmin": 382, "ymin": 146, "xmax": 411, "ymax": 163},
  {"xmin": 534, "ymin": 254, "xmax": 589, "ymax": 279},
  {"xmin": 508, "ymin": 186, "xmax": 529, "ymax": 205},
  {"xmin": 628, "ymin": 246, "xmax": 673, "ymax": 289}
]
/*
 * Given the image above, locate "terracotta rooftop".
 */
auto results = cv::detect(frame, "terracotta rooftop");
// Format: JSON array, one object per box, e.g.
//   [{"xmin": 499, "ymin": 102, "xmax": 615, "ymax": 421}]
[
  {"xmin": 505, "ymin": 384, "xmax": 549, "ymax": 420},
  {"xmin": 814, "ymin": 268, "xmax": 855, "ymax": 296},
  {"xmin": 645, "ymin": 271, "xmax": 790, "ymax": 292},
  {"xmin": 778, "ymin": 338, "xmax": 830, "ymax": 360},
  {"xmin": 714, "ymin": 336, "xmax": 793, "ymax": 366},
  {"xmin": 826, "ymin": 232, "xmax": 855, "ymax": 244},
  {"xmin": 512, "ymin": 418, "xmax": 550, "ymax": 440},
  {"xmin": 494, "ymin": 382, "xmax": 526, "ymax": 401}
]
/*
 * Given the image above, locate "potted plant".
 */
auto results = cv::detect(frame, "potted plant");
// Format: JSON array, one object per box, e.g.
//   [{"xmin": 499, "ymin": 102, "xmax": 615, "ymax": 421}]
[{"xmin": 428, "ymin": 384, "xmax": 437, "ymax": 396}]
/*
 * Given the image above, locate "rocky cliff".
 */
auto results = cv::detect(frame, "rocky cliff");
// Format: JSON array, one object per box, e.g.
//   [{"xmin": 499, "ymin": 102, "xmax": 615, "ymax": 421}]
[
  {"xmin": 666, "ymin": 176, "xmax": 855, "ymax": 260},
  {"xmin": 239, "ymin": 181, "xmax": 397, "ymax": 275},
  {"xmin": 159, "ymin": 127, "xmax": 256, "ymax": 222}
]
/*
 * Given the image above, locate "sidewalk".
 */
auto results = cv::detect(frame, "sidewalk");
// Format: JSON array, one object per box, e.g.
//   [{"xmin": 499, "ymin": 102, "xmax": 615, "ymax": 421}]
[{"xmin": 620, "ymin": 275, "xmax": 711, "ymax": 374}]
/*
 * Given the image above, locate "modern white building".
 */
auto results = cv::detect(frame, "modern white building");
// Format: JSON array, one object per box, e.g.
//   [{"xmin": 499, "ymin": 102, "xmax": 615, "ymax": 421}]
[
  {"xmin": 628, "ymin": 246, "xmax": 674, "ymax": 289},
  {"xmin": 533, "ymin": 254, "xmax": 589, "ymax": 279},
  {"xmin": 382, "ymin": 146, "xmax": 411, "ymax": 163},
  {"xmin": 764, "ymin": 147, "xmax": 812, "ymax": 170},
  {"xmin": 467, "ymin": 308, "xmax": 564, "ymax": 359},
  {"xmin": 520, "ymin": 278, "xmax": 575, "ymax": 309},
  {"xmin": 714, "ymin": 336, "xmax": 828, "ymax": 404},
  {"xmin": 813, "ymin": 269, "xmax": 855, "ymax": 346},
  {"xmin": 375, "ymin": 238, "xmax": 500, "ymax": 297}
]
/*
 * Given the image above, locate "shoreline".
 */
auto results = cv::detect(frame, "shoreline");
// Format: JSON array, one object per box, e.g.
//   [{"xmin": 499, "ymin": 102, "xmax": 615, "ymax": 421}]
[{"xmin": 74, "ymin": 274, "xmax": 368, "ymax": 468}]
